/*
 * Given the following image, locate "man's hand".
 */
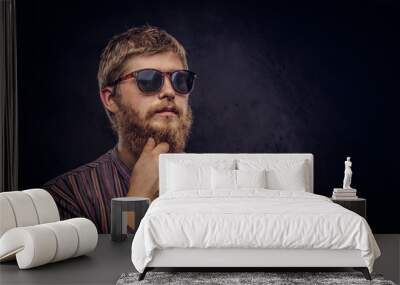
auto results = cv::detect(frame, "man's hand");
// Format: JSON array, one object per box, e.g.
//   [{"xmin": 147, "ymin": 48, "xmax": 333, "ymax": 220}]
[{"xmin": 127, "ymin": 137, "xmax": 169, "ymax": 201}]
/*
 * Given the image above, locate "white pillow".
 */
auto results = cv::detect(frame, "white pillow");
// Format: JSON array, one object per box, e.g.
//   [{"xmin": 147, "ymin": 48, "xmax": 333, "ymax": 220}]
[
  {"xmin": 211, "ymin": 168, "xmax": 268, "ymax": 190},
  {"xmin": 166, "ymin": 159, "xmax": 235, "ymax": 192},
  {"xmin": 237, "ymin": 159, "xmax": 308, "ymax": 191},
  {"xmin": 211, "ymin": 168, "xmax": 236, "ymax": 190},
  {"xmin": 167, "ymin": 163, "xmax": 211, "ymax": 191},
  {"xmin": 236, "ymin": 169, "xmax": 267, "ymax": 188}
]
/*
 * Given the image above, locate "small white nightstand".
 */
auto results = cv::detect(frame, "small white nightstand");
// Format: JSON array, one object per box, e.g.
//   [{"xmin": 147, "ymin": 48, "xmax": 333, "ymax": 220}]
[{"xmin": 331, "ymin": 198, "xmax": 367, "ymax": 219}]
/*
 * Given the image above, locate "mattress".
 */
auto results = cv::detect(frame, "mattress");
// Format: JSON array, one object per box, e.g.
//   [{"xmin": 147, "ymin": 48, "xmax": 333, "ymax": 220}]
[{"xmin": 131, "ymin": 189, "xmax": 381, "ymax": 273}]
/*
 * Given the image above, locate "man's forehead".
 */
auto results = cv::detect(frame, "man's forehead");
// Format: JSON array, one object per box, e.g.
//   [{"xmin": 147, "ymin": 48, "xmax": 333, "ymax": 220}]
[{"xmin": 123, "ymin": 51, "xmax": 185, "ymax": 73}]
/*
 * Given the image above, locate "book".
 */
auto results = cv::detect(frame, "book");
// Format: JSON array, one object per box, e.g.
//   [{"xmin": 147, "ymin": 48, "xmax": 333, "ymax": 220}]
[
  {"xmin": 332, "ymin": 192, "xmax": 357, "ymax": 197},
  {"xmin": 332, "ymin": 194, "xmax": 359, "ymax": 200},
  {"xmin": 333, "ymin": 188, "xmax": 357, "ymax": 193}
]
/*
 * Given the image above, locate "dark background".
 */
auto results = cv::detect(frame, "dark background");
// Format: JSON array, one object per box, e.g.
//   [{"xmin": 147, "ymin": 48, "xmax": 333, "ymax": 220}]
[{"xmin": 16, "ymin": 0, "xmax": 399, "ymax": 233}]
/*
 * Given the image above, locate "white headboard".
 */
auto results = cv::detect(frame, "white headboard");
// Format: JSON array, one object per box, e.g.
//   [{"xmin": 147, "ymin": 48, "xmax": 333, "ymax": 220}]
[{"xmin": 159, "ymin": 153, "xmax": 314, "ymax": 195}]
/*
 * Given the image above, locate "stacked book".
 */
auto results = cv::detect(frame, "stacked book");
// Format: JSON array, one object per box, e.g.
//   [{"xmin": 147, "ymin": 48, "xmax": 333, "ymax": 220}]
[{"xmin": 332, "ymin": 188, "xmax": 358, "ymax": 200}]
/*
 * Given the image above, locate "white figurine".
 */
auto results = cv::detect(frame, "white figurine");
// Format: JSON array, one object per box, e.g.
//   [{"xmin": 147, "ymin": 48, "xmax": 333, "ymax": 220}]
[{"xmin": 343, "ymin": 156, "xmax": 353, "ymax": 189}]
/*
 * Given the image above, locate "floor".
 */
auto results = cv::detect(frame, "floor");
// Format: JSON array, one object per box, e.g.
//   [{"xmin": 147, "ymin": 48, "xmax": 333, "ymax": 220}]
[
  {"xmin": 0, "ymin": 234, "xmax": 398, "ymax": 284},
  {"xmin": 373, "ymin": 234, "xmax": 400, "ymax": 284}
]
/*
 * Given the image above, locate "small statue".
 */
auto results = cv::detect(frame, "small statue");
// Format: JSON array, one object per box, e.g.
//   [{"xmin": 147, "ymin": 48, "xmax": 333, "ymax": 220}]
[{"xmin": 343, "ymin": 157, "xmax": 353, "ymax": 189}]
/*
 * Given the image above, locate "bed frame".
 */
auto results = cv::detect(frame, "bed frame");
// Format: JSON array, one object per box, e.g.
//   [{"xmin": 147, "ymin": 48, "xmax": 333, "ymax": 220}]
[{"xmin": 138, "ymin": 153, "xmax": 372, "ymax": 280}]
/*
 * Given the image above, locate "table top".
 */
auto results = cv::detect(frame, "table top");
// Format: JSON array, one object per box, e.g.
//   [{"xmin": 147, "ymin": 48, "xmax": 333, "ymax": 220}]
[
  {"xmin": 331, "ymin": 197, "xmax": 366, "ymax": 201},
  {"xmin": 0, "ymin": 234, "xmax": 135, "ymax": 285}
]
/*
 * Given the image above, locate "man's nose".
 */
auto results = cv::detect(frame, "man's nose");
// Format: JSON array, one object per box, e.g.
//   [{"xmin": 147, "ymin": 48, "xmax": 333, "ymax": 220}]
[{"xmin": 158, "ymin": 76, "xmax": 175, "ymax": 100}]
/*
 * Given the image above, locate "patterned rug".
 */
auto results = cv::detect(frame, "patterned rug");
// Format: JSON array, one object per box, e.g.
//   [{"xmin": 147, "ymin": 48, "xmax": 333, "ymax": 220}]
[{"xmin": 116, "ymin": 271, "xmax": 396, "ymax": 285}]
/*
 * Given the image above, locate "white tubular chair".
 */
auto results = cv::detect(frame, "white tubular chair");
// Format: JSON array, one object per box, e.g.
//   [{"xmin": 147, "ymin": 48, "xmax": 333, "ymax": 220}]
[{"xmin": 0, "ymin": 189, "xmax": 98, "ymax": 269}]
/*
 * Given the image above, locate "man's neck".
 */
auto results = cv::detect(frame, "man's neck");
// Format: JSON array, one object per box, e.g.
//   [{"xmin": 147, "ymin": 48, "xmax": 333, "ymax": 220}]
[{"xmin": 116, "ymin": 141, "xmax": 137, "ymax": 171}]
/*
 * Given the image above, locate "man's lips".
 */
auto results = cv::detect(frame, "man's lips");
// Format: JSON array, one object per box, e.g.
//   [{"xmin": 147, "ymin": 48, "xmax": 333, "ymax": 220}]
[
  {"xmin": 154, "ymin": 106, "xmax": 179, "ymax": 116},
  {"xmin": 154, "ymin": 111, "xmax": 178, "ymax": 117}
]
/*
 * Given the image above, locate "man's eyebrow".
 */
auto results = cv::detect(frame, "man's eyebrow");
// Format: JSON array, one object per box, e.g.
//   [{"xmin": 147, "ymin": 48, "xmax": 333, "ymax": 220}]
[{"xmin": 119, "ymin": 67, "xmax": 131, "ymax": 75}]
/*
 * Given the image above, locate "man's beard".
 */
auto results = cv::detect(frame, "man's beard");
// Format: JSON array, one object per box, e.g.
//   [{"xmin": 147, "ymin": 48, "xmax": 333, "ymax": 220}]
[{"xmin": 112, "ymin": 101, "xmax": 193, "ymax": 159}]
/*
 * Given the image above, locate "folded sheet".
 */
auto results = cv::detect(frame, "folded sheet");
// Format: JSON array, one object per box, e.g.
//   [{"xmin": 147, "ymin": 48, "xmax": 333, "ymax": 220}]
[{"xmin": 131, "ymin": 189, "xmax": 381, "ymax": 273}]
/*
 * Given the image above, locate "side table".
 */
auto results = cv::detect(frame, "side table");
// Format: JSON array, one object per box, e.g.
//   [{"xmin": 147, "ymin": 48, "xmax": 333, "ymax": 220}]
[
  {"xmin": 331, "ymin": 197, "xmax": 367, "ymax": 219},
  {"xmin": 111, "ymin": 197, "xmax": 150, "ymax": 241}
]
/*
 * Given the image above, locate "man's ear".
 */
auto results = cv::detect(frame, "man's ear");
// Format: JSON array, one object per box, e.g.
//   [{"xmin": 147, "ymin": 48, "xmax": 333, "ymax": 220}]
[{"xmin": 99, "ymin": 87, "xmax": 119, "ymax": 113}]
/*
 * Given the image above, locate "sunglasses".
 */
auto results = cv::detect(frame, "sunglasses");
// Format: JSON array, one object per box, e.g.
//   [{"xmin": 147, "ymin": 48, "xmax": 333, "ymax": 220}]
[{"xmin": 108, "ymin": 68, "xmax": 197, "ymax": 95}]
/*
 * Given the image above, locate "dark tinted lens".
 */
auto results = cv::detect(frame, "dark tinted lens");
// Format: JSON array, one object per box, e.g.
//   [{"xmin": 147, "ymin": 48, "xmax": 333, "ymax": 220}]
[
  {"xmin": 136, "ymin": 69, "xmax": 163, "ymax": 93},
  {"xmin": 171, "ymin": 71, "xmax": 195, "ymax": 94}
]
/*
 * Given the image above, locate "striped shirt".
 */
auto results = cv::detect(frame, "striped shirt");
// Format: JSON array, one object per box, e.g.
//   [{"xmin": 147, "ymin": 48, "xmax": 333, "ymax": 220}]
[{"xmin": 42, "ymin": 145, "xmax": 132, "ymax": 234}]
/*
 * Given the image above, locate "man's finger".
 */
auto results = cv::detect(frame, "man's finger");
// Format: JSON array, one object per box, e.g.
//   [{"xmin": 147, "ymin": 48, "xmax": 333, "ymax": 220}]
[
  {"xmin": 152, "ymin": 142, "xmax": 169, "ymax": 155},
  {"xmin": 142, "ymin": 137, "xmax": 155, "ymax": 153}
]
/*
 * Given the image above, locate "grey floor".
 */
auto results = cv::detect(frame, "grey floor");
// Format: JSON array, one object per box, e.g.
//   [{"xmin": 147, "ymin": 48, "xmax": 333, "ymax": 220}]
[
  {"xmin": 0, "ymin": 234, "xmax": 398, "ymax": 284},
  {"xmin": 374, "ymin": 234, "xmax": 400, "ymax": 284}
]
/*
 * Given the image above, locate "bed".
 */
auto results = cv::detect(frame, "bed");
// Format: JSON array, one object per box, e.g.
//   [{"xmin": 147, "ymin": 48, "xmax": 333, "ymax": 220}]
[{"xmin": 130, "ymin": 153, "xmax": 381, "ymax": 281}]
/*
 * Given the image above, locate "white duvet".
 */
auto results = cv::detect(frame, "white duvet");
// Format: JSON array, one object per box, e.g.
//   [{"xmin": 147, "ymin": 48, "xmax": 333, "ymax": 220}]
[{"xmin": 131, "ymin": 190, "xmax": 381, "ymax": 273}]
